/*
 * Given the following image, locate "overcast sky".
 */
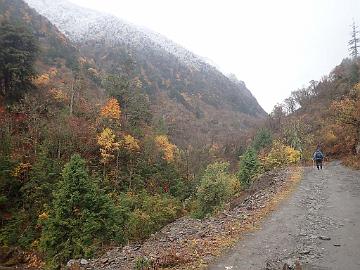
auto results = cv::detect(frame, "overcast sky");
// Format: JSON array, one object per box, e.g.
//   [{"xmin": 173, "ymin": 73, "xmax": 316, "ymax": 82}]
[{"xmin": 69, "ymin": 0, "xmax": 359, "ymax": 113}]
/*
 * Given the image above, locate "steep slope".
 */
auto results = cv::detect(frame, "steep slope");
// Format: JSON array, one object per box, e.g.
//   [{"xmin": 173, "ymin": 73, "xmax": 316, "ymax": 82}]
[
  {"xmin": 0, "ymin": 0, "xmax": 101, "ymax": 95},
  {"xmin": 0, "ymin": 0, "xmax": 106, "ymax": 160},
  {"xmin": 24, "ymin": 0, "xmax": 266, "ymax": 145},
  {"xmin": 0, "ymin": 0, "xmax": 77, "ymax": 70},
  {"xmin": 0, "ymin": 2, "xmax": 264, "ymax": 267},
  {"xmin": 270, "ymin": 57, "xmax": 360, "ymax": 167}
]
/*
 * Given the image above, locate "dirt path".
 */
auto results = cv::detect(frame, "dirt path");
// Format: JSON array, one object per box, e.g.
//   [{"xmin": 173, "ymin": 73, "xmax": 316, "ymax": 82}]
[{"xmin": 208, "ymin": 161, "xmax": 360, "ymax": 270}]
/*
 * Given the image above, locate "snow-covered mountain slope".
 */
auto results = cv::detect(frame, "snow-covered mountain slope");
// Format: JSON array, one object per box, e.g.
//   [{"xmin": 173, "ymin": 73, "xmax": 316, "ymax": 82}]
[
  {"xmin": 24, "ymin": 0, "xmax": 214, "ymax": 71},
  {"xmin": 22, "ymin": 0, "xmax": 266, "ymax": 145}
]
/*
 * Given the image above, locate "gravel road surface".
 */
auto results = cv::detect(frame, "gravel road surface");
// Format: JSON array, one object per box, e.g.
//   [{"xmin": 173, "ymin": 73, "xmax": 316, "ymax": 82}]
[{"xmin": 209, "ymin": 162, "xmax": 360, "ymax": 270}]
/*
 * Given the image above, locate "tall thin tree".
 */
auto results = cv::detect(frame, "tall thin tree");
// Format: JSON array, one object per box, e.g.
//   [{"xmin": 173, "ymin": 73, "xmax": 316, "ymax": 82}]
[{"xmin": 349, "ymin": 20, "xmax": 360, "ymax": 58}]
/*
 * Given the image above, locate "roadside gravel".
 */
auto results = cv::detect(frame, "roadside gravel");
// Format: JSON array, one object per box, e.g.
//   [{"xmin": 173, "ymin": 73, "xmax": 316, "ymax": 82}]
[
  {"xmin": 209, "ymin": 161, "xmax": 360, "ymax": 270},
  {"xmin": 69, "ymin": 167, "xmax": 301, "ymax": 270}
]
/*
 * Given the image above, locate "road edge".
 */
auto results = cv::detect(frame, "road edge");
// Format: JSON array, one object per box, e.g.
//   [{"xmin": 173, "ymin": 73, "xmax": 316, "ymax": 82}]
[{"xmin": 178, "ymin": 166, "xmax": 304, "ymax": 270}]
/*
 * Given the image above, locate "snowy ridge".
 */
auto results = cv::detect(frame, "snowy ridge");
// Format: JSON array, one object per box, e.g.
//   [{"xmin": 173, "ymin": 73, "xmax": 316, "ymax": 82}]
[{"xmin": 24, "ymin": 0, "xmax": 218, "ymax": 71}]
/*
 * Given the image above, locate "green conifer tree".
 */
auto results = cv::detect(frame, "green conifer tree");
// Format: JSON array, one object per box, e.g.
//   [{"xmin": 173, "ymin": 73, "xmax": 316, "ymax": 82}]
[
  {"xmin": 22, "ymin": 145, "xmax": 60, "ymax": 216},
  {"xmin": 0, "ymin": 130, "xmax": 20, "ymax": 246},
  {"xmin": 0, "ymin": 21, "xmax": 38, "ymax": 101},
  {"xmin": 238, "ymin": 147, "xmax": 260, "ymax": 187},
  {"xmin": 40, "ymin": 154, "xmax": 124, "ymax": 269},
  {"xmin": 252, "ymin": 128, "xmax": 273, "ymax": 152}
]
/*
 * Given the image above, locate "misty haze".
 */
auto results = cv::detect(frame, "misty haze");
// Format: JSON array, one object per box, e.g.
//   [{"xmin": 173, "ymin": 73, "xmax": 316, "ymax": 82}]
[{"xmin": 0, "ymin": 0, "xmax": 359, "ymax": 269}]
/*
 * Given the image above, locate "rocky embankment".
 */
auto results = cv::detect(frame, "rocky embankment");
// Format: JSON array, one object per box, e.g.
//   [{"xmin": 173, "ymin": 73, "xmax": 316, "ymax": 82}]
[
  {"xmin": 67, "ymin": 167, "xmax": 302, "ymax": 270},
  {"xmin": 209, "ymin": 161, "xmax": 360, "ymax": 270}
]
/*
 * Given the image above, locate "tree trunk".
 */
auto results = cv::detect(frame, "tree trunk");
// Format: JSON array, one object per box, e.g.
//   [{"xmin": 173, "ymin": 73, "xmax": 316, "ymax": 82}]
[
  {"xmin": 69, "ymin": 81, "xmax": 75, "ymax": 116},
  {"xmin": 116, "ymin": 150, "xmax": 119, "ymax": 170},
  {"xmin": 129, "ymin": 168, "xmax": 133, "ymax": 190},
  {"xmin": 0, "ymin": 78, "xmax": 5, "ymax": 96},
  {"xmin": 356, "ymin": 126, "xmax": 360, "ymax": 155},
  {"xmin": 57, "ymin": 139, "xmax": 61, "ymax": 159}
]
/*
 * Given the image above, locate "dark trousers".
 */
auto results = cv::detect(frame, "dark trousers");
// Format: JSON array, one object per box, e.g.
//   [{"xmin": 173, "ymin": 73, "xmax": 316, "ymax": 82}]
[{"xmin": 316, "ymin": 160, "xmax": 323, "ymax": 170}]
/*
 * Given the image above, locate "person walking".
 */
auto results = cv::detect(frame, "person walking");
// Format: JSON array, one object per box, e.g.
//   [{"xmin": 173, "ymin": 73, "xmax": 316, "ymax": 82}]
[{"xmin": 313, "ymin": 146, "xmax": 324, "ymax": 170}]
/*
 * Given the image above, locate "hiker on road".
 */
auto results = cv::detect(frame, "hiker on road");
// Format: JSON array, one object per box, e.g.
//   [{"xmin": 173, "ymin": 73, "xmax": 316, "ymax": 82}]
[{"xmin": 313, "ymin": 147, "xmax": 324, "ymax": 170}]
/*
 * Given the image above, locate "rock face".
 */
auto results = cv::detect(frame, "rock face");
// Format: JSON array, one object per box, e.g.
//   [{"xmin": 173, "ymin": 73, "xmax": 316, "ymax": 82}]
[{"xmin": 24, "ymin": 0, "xmax": 266, "ymax": 145}]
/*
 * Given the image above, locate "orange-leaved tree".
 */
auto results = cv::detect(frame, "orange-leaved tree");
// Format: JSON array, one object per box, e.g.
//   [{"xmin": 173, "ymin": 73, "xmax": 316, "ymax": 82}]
[{"xmin": 100, "ymin": 98, "xmax": 121, "ymax": 120}]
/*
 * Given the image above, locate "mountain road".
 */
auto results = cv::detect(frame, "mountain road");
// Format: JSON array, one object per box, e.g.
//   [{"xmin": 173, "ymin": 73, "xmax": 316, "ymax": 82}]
[{"xmin": 208, "ymin": 161, "xmax": 360, "ymax": 270}]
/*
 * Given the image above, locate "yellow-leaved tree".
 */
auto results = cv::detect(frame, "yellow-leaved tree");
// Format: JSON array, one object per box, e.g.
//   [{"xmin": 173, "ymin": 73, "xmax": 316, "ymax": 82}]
[
  {"xmin": 33, "ymin": 73, "xmax": 50, "ymax": 87},
  {"xmin": 33, "ymin": 68, "xmax": 57, "ymax": 88},
  {"xmin": 122, "ymin": 134, "xmax": 140, "ymax": 152},
  {"xmin": 49, "ymin": 88, "xmax": 68, "ymax": 102},
  {"xmin": 260, "ymin": 140, "xmax": 301, "ymax": 171},
  {"xmin": 154, "ymin": 135, "xmax": 177, "ymax": 162},
  {"xmin": 97, "ymin": 128, "xmax": 120, "ymax": 168},
  {"xmin": 100, "ymin": 98, "xmax": 121, "ymax": 120}
]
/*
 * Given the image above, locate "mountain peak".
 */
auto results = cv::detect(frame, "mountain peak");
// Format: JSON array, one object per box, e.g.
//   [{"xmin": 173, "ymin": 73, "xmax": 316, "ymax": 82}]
[
  {"xmin": 23, "ymin": 0, "xmax": 266, "ymax": 145},
  {"xmin": 24, "ymin": 0, "xmax": 217, "ymax": 72}
]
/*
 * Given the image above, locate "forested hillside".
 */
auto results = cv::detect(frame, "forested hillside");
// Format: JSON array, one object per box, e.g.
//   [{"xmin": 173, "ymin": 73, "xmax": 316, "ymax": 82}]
[
  {"xmin": 24, "ymin": 0, "xmax": 266, "ymax": 147},
  {"xmin": 268, "ymin": 57, "xmax": 360, "ymax": 168},
  {"xmin": 0, "ymin": 0, "xmax": 267, "ymax": 268},
  {"xmin": 1, "ymin": 0, "xmax": 359, "ymax": 269}
]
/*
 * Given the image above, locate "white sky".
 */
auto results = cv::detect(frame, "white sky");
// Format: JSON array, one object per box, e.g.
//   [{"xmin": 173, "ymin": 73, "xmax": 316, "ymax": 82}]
[{"xmin": 69, "ymin": 0, "xmax": 360, "ymax": 113}]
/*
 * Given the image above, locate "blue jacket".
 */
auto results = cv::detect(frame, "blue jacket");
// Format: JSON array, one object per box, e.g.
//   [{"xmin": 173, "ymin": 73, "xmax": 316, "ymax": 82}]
[{"xmin": 313, "ymin": 150, "xmax": 324, "ymax": 161}]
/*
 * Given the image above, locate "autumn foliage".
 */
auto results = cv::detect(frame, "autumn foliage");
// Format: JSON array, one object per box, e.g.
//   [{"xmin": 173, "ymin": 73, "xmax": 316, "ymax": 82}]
[
  {"xmin": 100, "ymin": 98, "xmax": 121, "ymax": 120},
  {"xmin": 122, "ymin": 134, "xmax": 140, "ymax": 152},
  {"xmin": 330, "ymin": 84, "xmax": 360, "ymax": 156},
  {"xmin": 0, "ymin": 7, "xmax": 187, "ymax": 269},
  {"xmin": 155, "ymin": 135, "xmax": 177, "ymax": 162},
  {"xmin": 97, "ymin": 128, "xmax": 120, "ymax": 164},
  {"xmin": 271, "ymin": 58, "xmax": 360, "ymax": 165},
  {"xmin": 1, "ymin": 5, "xmax": 360, "ymax": 269},
  {"xmin": 33, "ymin": 73, "xmax": 50, "ymax": 87},
  {"xmin": 260, "ymin": 140, "xmax": 301, "ymax": 171}
]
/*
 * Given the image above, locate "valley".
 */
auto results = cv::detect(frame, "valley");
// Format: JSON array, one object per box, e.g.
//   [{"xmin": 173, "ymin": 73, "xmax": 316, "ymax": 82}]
[{"xmin": 0, "ymin": 0, "xmax": 359, "ymax": 269}]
